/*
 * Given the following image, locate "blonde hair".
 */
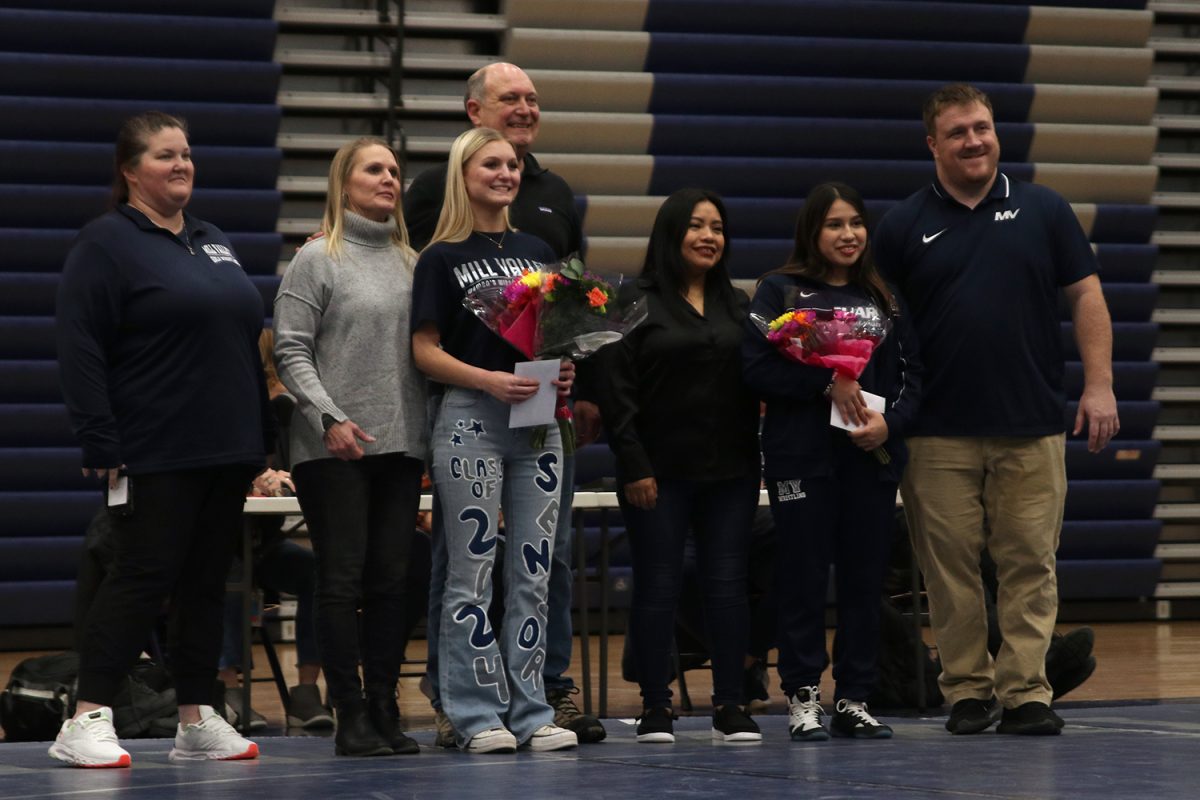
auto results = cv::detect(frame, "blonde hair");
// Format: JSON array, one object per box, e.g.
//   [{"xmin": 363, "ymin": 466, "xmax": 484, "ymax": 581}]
[
  {"xmin": 322, "ymin": 137, "xmax": 413, "ymax": 260},
  {"xmin": 428, "ymin": 127, "xmax": 513, "ymax": 246}
]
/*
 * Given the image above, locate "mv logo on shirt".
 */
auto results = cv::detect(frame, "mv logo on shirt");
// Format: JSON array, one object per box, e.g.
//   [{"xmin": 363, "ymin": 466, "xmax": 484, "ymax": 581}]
[
  {"xmin": 775, "ymin": 479, "xmax": 807, "ymax": 502},
  {"xmin": 201, "ymin": 243, "xmax": 241, "ymax": 267},
  {"xmin": 994, "ymin": 209, "xmax": 1021, "ymax": 222}
]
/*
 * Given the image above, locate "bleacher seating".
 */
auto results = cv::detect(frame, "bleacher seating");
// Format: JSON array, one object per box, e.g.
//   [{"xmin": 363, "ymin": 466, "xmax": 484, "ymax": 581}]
[
  {"xmin": 0, "ymin": 1, "xmax": 282, "ymax": 630},
  {"xmin": 506, "ymin": 0, "xmax": 1162, "ymax": 604}
]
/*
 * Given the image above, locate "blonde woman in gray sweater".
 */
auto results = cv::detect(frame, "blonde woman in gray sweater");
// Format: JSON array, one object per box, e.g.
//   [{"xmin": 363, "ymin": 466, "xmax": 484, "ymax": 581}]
[{"xmin": 274, "ymin": 138, "xmax": 427, "ymax": 758}]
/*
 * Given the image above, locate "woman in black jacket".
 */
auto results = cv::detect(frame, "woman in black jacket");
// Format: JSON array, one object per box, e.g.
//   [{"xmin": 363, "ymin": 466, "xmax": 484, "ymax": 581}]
[
  {"xmin": 742, "ymin": 182, "xmax": 921, "ymax": 742},
  {"xmin": 599, "ymin": 188, "xmax": 761, "ymax": 744}
]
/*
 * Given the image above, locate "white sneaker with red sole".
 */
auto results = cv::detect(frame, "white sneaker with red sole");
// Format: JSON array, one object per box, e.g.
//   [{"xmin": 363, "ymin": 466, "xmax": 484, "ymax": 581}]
[
  {"xmin": 48, "ymin": 707, "xmax": 132, "ymax": 768},
  {"xmin": 168, "ymin": 705, "xmax": 259, "ymax": 762}
]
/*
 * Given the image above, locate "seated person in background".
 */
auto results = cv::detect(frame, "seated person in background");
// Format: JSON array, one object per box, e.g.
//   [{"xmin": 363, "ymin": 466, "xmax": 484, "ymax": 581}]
[{"xmin": 218, "ymin": 466, "xmax": 332, "ymax": 731}]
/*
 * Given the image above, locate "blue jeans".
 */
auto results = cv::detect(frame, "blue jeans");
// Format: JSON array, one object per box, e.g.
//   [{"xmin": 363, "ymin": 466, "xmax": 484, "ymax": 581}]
[
  {"xmin": 619, "ymin": 474, "xmax": 758, "ymax": 709},
  {"xmin": 543, "ymin": 449, "xmax": 576, "ymax": 692},
  {"xmin": 430, "ymin": 388, "xmax": 561, "ymax": 745},
  {"xmin": 426, "ymin": 419, "xmax": 578, "ymax": 707},
  {"xmin": 220, "ymin": 533, "xmax": 319, "ymax": 671}
]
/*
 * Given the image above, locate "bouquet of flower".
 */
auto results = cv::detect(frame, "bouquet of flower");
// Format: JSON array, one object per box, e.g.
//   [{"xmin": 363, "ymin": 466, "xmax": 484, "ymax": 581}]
[
  {"xmin": 752, "ymin": 306, "xmax": 889, "ymax": 379},
  {"xmin": 750, "ymin": 298, "xmax": 892, "ymax": 462},
  {"xmin": 464, "ymin": 254, "xmax": 647, "ymax": 451}
]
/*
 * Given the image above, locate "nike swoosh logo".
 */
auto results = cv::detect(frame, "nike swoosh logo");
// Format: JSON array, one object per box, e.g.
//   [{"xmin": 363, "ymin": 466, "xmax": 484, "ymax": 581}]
[
  {"xmin": 799, "ymin": 291, "xmax": 816, "ymax": 298},
  {"xmin": 922, "ymin": 228, "xmax": 948, "ymax": 244}
]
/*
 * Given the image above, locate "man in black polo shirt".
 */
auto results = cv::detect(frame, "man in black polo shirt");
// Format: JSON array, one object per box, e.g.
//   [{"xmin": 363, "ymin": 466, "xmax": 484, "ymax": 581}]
[
  {"xmin": 873, "ymin": 83, "xmax": 1118, "ymax": 736},
  {"xmin": 404, "ymin": 62, "xmax": 606, "ymax": 745}
]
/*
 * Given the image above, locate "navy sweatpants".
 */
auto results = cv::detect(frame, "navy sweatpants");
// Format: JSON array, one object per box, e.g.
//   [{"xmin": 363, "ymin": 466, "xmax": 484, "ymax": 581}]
[{"xmin": 768, "ymin": 443, "xmax": 897, "ymax": 702}]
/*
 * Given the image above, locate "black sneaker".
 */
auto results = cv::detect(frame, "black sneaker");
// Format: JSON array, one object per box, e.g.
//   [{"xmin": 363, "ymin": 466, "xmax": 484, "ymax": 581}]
[
  {"xmin": 996, "ymin": 702, "xmax": 1062, "ymax": 736},
  {"xmin": 635, "ymin": 707, "xmax": 674, "ymax": 743},
  {"xmin": 711, "ymin": 705, "xmax": 762, "ymax": 743},
  {"xmin": 945, "ymin": 697, "xmax": 1001, "ymax": 734},
  {"xmin": 742, "ymin": 659, "xmax": 770, "ymax": 713},
  {"xmin": 830, "ymin": 699, "xmax": 892, "ymax": 739},
  {"xmin": 546, "ymin": 687, "xmax": 607, "ymax": 743}
]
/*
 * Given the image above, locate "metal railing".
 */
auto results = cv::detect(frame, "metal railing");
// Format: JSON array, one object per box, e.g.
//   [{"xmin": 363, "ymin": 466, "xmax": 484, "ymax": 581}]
[{"xmin": 378, "ymin": 0, "xmax": 406, "ymax": 157}]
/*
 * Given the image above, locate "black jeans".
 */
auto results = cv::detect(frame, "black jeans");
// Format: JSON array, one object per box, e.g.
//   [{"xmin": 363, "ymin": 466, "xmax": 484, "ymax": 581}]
[
  {"xmin": 619, "ymin": 474, "xmax": 758, "ymax": 709},
  {"xmin": 769, "ymin": 443, "xmax": 896, "ymax": 702},
  {"xmin": 76, "ymin": 464, "xmax": 256, "ymax": 706},
  {"xmin": 292, "ymin": 453, "xmax": 422, "ymax": 705}
]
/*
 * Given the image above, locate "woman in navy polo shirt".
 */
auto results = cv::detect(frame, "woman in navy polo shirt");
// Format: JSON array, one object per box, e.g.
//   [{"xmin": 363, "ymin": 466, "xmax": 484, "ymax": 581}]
[
  {"xmin": 742, "ymin": 182, "xmax": 921, "ymax": 742},
  {"xmin": 54, "ymin": 111, "xmax": 267, "ymax": 767}
]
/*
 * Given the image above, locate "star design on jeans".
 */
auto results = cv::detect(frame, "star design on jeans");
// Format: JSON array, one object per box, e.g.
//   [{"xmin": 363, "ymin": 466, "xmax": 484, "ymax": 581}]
[
  {"xmin": 450, "ymin": 432, "xmax": 464, "ymax": 447},
  {"xmin": 467, "ymin": 419, "xmax": 486, "ymax": 437}
]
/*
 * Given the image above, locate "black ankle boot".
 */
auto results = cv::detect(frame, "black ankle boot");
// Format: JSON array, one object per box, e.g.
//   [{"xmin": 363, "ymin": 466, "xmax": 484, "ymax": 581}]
[
  {"xmin": 366, "ymin": 692, "xmax": 419, "ymax": 755},
  {"xmin": 334, "ymin": 699, "xmax": 393, "ymax": 757}
]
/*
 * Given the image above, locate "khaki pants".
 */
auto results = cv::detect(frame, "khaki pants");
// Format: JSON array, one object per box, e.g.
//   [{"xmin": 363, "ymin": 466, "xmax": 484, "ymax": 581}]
[{"xmin": 901, "ymin": 435, "xmax": 1066, "ymax": 708}]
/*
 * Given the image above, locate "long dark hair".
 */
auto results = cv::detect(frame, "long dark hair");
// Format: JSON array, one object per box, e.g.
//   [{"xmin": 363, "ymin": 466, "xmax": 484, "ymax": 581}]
[
  {"xmin": 642, "ymin": 187, "xmax": 740, "ymax": 314},
  {"xmin": 110, "ymin": 111, "xmax": 188, "ymax": 207},
  {"xmin": 766, "ymin": 182, "xmax": 896, "ymax": 316}
]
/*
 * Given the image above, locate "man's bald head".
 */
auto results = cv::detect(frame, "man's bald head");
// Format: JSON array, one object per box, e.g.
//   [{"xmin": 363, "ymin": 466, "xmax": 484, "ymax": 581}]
[{"xmin": 464, "ymin": 62, "xmax": 540, "ymax": 161}]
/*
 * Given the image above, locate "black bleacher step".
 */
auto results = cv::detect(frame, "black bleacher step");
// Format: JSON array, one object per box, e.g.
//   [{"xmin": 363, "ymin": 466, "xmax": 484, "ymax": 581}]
[
  {"xmin": 0, "ymin": 447, "xmax": 101, "ymax": 491},
  {"xmin": 1057, "ymin": 559, "xmax": 1161, "ymax": 600},
  {"xmin": 0, "ymin": 360, "xmax": 60, "ymax": 404},
  {"xmin": 0, "ymin": 580, "xmax": 77, "ymax": 627},
  {"xmin": 0, "ymin": 404, "xmax": 73, "ymax": 447},
  {"xmin": 0, "ymin": 537, "xmax": 83, "ymax": 581}
]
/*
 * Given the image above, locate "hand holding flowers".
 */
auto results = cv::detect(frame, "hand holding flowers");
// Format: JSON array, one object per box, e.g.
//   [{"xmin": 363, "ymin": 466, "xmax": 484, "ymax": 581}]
[
  {"xmin": 464, "ymin": 255, "xmax": 646, "ymax": 452},
  {"xmin": 750, "ymin": 302, "xmax": 893, "ymax": 463}
]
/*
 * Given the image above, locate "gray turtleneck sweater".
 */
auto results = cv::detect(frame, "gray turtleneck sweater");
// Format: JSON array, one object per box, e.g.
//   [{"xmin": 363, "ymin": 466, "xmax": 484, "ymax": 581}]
[{"xmin": 273, "ymin": 212, "xmax": 428, "ymax": 466}]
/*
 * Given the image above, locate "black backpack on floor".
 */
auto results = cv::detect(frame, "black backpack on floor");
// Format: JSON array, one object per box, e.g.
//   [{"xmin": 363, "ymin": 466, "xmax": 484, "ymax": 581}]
[{"xmin": 0, "ymin": 651, "xmax": 78, "ymax": 742}]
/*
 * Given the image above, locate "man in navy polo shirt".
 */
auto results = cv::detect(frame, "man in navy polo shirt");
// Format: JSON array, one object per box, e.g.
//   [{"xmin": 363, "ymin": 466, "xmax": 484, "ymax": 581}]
[{"xmin": 873, "ymin": 84, "xmax": 1119, "ymax": 737}]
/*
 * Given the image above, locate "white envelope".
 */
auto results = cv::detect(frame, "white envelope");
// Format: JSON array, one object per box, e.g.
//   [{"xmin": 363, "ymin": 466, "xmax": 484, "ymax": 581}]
[
  {"xmin": 509, "ymin": 359, "xmax": 560, "ymax": 428},
  {"xmin": 830, "ymin": 390, "xmax": 886, "ymax": 431}
]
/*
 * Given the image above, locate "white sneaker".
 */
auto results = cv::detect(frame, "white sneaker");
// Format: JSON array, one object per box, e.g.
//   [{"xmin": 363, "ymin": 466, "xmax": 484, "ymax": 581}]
[
  {"xmin": 526, "ymin": 724, "xmax": 578, "ymax": 752},
  {"xmin": 48, "ymin": 707, "xmax": 131, "ymax": 768},
  {"xmin": 464, "ymin": 727, "xmax": 517, "ymax": 754},
  {"xmin": 169, "ymin": 705, "xmax": 259, "ymax": 761},
  {"xmin": 787, "ymin": 686, "xmax": 830, "ymax": 742}
]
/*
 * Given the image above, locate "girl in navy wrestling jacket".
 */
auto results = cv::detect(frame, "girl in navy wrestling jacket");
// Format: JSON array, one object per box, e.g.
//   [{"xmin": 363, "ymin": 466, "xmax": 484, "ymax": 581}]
[{"xmin": 742, "ymin": 182, "xmax": 921, "ymax": 742}]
